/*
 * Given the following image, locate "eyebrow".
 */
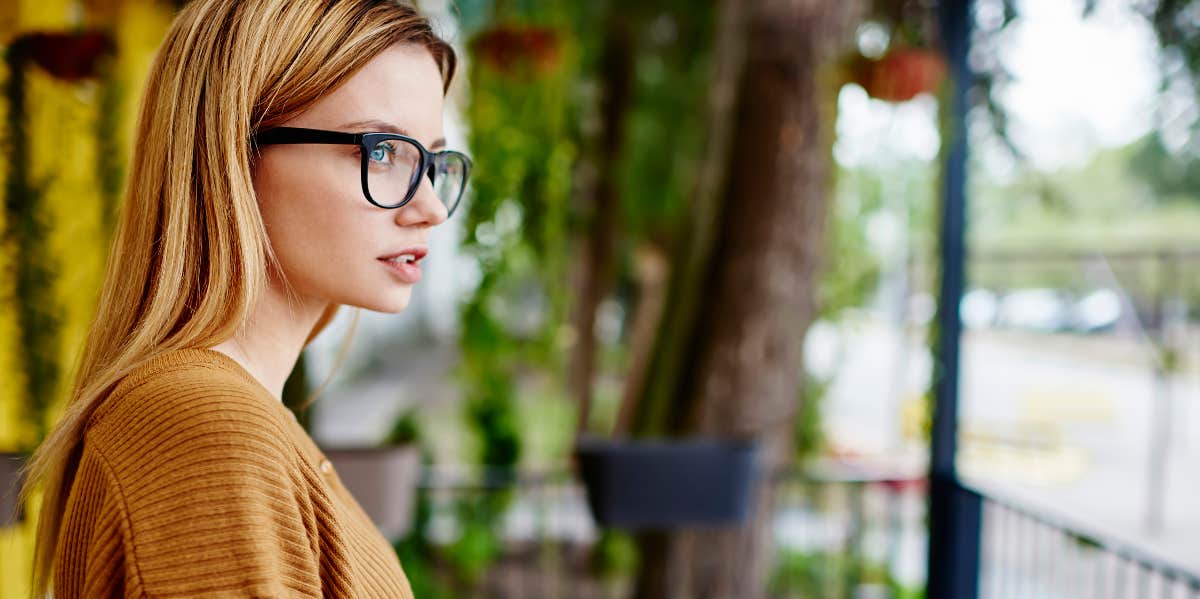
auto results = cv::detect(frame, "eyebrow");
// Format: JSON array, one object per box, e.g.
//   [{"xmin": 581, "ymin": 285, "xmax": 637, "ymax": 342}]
[{"xmin": 338, "ymin": 119, "xmax": 446, "ymax": 150}]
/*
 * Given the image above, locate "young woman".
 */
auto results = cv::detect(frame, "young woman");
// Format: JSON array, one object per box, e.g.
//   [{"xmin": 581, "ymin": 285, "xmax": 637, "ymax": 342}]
[{"xmin": 18, "ymin": 0, "xmax": 469, "ymax": 596}]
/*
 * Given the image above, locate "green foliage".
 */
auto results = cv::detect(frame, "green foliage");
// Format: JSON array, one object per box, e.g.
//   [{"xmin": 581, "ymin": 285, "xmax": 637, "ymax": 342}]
[
  {"xmin": 3, "ymin": 42, "xmax": 63, "ymax": 449},
  {"xmin": 94, "ymin": 54, "xmax": 124, "ymax": 232},
  {"xmin": 281, "ymin": 351, "xmax": 313, "ymax": 432},
  {"xmin": 819, "ymin": 167, "xmax": 886, "ymax": 323},
  {"xmin": 445, "ymin": 493, "xmax": 509, "ymax": 584},
  {"xmin": 768, "ymin": 549, "xmax": 920, "ymax": 599},
  {"xmin": 794, "ymin": 375, "xmax": 830, "ymax": 462},
  {"xmin": 393, "ymin": 536, "xmax": 453, "ymax": 599},
  {"xmin": 793, "ymin": 165, "xmax": 892, "ymax": 462},
  {"xmin": 449, "ymin": 4, "xmax": 583, "ymax": 583},
  {"xmin": 768, "ymin": 549, "xmax": 841, "ymax": 597},
  {"xmin": 966, "ymin": 136, "xmax": 1200, "ymax": 316},
  {"xmin": 384, "ymin": 409, "xmax": 420, "ymax": 446},
  {"xmin": 614, "ymin": 5, "xmax": 715, "ymax": 242},
  {"xmin": 458, "ymin": 7, "xmax": 580, "ymax": 471},
  {"xmin": 590, "ymin": 528, "xmax": 638, "ymax": 582},
  {"xmin": 1128, "ymin": 134, "xmax": 1200, "ymax": 203},
  {"xmin": 1144, "ymin": 0, "xmax": 1200, "ymax": 148},
  {"xmin": 465, "ymin": 388, "xmax": 520, "ymax": 466},
  {"xmin": 385, "ymin": 414, "xmax": 498, "ymax": 598},
  {"xmin": 392, "ymin": 438, "xmax": 457, "ymax": 599}
]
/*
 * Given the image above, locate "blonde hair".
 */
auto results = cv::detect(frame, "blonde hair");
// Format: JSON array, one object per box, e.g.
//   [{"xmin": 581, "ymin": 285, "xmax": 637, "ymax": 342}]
[{"xmin": 18, "ymin": 1, "xmax": 456, "ymax": 596}]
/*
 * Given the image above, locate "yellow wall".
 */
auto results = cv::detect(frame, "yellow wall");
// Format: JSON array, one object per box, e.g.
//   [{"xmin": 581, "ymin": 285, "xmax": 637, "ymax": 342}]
[{"xmin": 0, "ymin": 2, "xmax": 174, "ymax": 596}]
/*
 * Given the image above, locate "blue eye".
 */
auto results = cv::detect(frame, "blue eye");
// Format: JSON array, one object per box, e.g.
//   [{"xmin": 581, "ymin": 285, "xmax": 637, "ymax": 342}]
[{"xmin": 369, "ymin": 142, "xmax": 397, "ymax": 164}]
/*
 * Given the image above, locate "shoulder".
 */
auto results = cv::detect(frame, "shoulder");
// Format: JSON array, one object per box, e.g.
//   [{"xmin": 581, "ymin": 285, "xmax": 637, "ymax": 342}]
[
  {"xmin": 72, "ymin": 350, "xmax": 324, "ymax": 597},
  {"xmin": 88, "ymin": 348, "xmax": 288, "ymax": 435},
  {"xmin": 85, "ymin": 349, "xmax": 299, "ymax": 485}
]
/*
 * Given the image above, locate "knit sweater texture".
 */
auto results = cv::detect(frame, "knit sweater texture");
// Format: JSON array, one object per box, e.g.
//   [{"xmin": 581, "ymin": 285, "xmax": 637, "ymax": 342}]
[{"xmin": 53, "ymin": 348, "xmax": 414, "ymax": 598}]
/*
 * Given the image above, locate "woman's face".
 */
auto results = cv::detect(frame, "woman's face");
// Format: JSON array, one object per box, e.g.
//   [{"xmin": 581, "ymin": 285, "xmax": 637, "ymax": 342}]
[{"xmin": 252, "ymin": 43, "xmax": 449, "ymax": 314}]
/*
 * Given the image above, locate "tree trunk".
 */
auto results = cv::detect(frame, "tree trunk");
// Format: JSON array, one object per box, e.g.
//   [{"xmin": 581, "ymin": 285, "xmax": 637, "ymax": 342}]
[
  {"xmin": 615, "ymin": 243, "xmax": 669, "ymax": 435},
  {"xmin": 631, "ymin": 0, "xmax": 861, "ymax": 596},
  {"xmin": 569, "ymin": 12, "xmax": 636, "ymax": 435}
]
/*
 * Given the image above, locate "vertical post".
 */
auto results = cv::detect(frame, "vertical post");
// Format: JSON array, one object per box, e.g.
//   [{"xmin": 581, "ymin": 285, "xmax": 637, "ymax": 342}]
[
  {"xmin": 927, "ymin": 1, "xmax": 981, "ymax": 598},
  {"xmin": 1146, "ymin": 250, "xmax": 1180, "ymax": 535}
]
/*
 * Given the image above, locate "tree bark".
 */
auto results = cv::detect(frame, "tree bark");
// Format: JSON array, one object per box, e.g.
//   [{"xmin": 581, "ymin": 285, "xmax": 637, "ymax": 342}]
[
  {"xmin": 569, "ymin": 12, "xmax": 636, "ymax": 436},
  {"xmin": 631, "ymin": 0, "xmax": 861, "ymax": 597},
  {"xmin": 615, "ymin": 243, "xmax": 669, "ymax": 435}
]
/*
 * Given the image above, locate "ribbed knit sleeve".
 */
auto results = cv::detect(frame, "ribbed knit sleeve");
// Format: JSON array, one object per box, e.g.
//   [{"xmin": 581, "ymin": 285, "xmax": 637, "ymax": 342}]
[
  {"xmin": 54, "ymin": 442, "xmax": 135, "ymax": 598},
  {"xmin": 58, "ymin": 382, "xmax": 325, "ymax": 598},
  {"xmin": 54, "ymin": 349, "xmax": 413, "ymax": 599}
]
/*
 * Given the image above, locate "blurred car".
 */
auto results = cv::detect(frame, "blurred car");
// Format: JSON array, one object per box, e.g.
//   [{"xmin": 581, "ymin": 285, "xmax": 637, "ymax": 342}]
[
  {"xmin": 996, "ymin": 288, "xmax": 1073, "ymax": 333},
  {"xmin": 960, "ymin": 288, "xmax": 999, "ymax": 329},
  {"xmin": 1071, "ymin": 288, "xmax": 1122, "ymax": 333}
]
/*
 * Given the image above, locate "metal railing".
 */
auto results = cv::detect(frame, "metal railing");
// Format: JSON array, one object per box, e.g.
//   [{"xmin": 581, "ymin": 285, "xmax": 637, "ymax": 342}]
[
  {"xmin": 404, "ymin": 464, "xmax": 928, "ymax": 598},
  {"xmin": 974, "ymin": 483, "xmax": 1200, "ymax": 599},
  {"xmin": 401, "ymin": 465, "xmax": 1200, "ymax": 598}
]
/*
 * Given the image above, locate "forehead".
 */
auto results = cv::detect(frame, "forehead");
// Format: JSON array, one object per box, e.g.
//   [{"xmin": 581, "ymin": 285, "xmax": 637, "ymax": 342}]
[{"xmin": 292, "ymin": 44, "xmax": 445, "ymax": 145}]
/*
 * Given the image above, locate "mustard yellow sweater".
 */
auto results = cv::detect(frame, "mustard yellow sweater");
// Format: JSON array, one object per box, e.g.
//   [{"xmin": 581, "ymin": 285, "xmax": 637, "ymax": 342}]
[{"xmin": 53, "ymin": 348, "xmax": 414, "ymax": 598}]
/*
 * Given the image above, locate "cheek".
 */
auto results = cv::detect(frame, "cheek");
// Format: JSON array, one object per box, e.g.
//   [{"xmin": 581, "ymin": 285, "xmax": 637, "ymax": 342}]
[
  {"xmin": 253, "ymin": 155, "xmax": 366, "ymax": 283},
  {"xmin": 251, "ymin": 152, "xmax": 414, "ymax": 311}
]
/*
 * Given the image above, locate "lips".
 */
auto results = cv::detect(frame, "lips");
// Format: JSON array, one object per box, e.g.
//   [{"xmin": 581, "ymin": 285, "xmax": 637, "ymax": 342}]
[
  {"xmin": 378, "ymin": 247, "xmax": 427, "ymax": 284},
  {"xmin": 378, "ymin": 247, "xmax": 428, "ymax": 262}
]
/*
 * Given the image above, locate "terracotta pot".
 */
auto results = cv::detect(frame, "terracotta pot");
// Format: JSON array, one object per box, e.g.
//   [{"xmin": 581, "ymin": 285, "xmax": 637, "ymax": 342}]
[
  {"xmin": 853, "ymin": 47, "xmax": 947, "ymax": 103},
  {"xmin": 470, "ymin": 23, "xmax": 563, "ymax": 74},
  {"xmin": 1, "ymin": 452, "xmax": 27, "ymax": 528},
  {"xmin": 14, "ymin": 31, "xmax": 115, "ymax": 81},
  {"xmin": 320, "ymin": 444, "xmax": 421, "ymax": 540},
  {"xmin": 574, "ymin": 437, "xmax": 760, "ymax": 530}
]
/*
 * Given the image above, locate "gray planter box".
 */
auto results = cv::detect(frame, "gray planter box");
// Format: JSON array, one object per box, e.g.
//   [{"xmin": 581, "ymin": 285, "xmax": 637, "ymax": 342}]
[
  {"xmin": 320, "ymin": 445, "xmax": 420, "ymax": 540},
  {"xmin": 575, "ymin": 437, "xmax": 760, "ymax": 530},
  {"xmin": 1, "ymin": 452, "xmax": 27, "ymax": 528}
]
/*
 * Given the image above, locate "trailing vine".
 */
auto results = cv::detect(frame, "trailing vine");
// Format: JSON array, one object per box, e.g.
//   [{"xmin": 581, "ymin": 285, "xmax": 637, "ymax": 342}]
[
  {"xmin": 94, "ymin": 53, "xmax": 123, "ymax": 234},
  {"xmin": 437, "ymin": 2, "xmax": 580, "ymax": 587},
  {"xmin": 3, "ymin": 39, "xmax": 60, "ymax": 449},
  {"xmin": 2, "ymin": 31, "xmax": 116, "ymax": 449}
]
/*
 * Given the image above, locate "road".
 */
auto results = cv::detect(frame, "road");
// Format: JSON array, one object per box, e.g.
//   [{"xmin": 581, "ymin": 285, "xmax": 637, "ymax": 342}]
[{"xmin": 821, "ymin": 316, "xmax": 1200, "ymax": 573}]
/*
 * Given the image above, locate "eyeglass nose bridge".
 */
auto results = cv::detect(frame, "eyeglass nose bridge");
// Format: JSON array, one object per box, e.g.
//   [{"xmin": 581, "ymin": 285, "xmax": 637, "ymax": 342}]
[{"xmin": 423, "ymin": 156, "xmax": 439, "ymax": 185}]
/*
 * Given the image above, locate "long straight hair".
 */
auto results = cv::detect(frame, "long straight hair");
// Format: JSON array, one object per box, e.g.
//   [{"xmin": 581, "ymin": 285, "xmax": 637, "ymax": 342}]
[{"xmin": 18, "ymin": 1, "xmax": 456, "ymax": 596}]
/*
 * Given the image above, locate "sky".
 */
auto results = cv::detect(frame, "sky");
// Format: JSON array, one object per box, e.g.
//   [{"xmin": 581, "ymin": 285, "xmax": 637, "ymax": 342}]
[
  {"xmin": 835, "ymin": 0, "xmax": 1166, "ymax": 176},
  {"xmin": 991, "ymin": 0, "xmax": 1162, "ymax": 171}
]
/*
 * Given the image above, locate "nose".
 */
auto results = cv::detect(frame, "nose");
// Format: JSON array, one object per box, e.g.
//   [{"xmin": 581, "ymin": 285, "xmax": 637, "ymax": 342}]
[{"xmin": 395, "ymin": 173, "xmax": 448, "ymax": 227}]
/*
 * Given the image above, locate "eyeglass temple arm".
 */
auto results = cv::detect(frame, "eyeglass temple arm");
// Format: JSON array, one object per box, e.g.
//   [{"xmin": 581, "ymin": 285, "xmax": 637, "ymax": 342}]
[{"xmin": 253, "ymin": 127, "xmax": 360, "ymax": 146}]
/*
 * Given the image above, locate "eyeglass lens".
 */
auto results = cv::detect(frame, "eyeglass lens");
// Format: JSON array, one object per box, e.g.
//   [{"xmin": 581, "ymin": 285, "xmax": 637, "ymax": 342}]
[
  {"xmin": 431, "ymin": 153, "xmax": 467, "ymax": 215},
  {"xmin": 365, "ymin": 138, "xmax": 466, "ymax": 213}
]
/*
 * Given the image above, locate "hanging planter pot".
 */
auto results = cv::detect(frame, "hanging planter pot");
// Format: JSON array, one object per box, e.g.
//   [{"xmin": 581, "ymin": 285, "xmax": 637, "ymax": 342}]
[
  {"xmin": 849, "ymin": 46, "xmax": 946, "ymax": 103},
  {"xmin": 12, "ymin": 31, "xmax": 115, "ymax": 81},
  {"xmin": 574, "ymin": 436, "xmax": 760, "ymax": 530},
  {"xmin": 470, "ymin": 23, "xmax": 564, "ymax": 76},
  {"xmin": 320, "ymin": 444, "xmax": 421, "ymax": 540},
  {"xmin": 1, "ymin": 452, "xmax": 27, "ymax": 528}
]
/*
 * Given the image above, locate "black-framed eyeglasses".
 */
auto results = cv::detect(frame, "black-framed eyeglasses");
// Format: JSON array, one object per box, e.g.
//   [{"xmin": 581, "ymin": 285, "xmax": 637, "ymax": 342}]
[{"xmin": 252, "ymin": 126, "xmax": 471, "ymax": 216}]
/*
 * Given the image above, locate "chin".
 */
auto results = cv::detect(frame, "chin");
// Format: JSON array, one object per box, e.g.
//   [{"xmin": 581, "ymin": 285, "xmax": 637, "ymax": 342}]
[{"xmin": 359, "ymin": 291, "xmax": 412, "ymax": 314}]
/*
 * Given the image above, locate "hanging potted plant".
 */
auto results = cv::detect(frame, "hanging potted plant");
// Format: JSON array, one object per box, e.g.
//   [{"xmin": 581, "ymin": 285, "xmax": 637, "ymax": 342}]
[
  {"xmin": 469, "ymin": 22, "xmax": 563, "ymax": 76},
  {"xmin": 574, "ymin": 435, "xmax": 759, "ymax": 529},
  {"xmin": 848, "ymin": 45, "xmax": 946, "ymax": 103},
  {"xmin": 17, "ymin": 30, "xmax": 115, "ymax": 82},
  {"xmin": 320, "ymin": 409, "xmax": 424, "ymax": 541}
]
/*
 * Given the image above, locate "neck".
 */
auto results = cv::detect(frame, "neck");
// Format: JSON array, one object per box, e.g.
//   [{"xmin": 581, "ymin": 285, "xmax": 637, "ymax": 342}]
[{"xmin": 208, "ymin": 279, "xmax": 327, "ymax": 401}]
